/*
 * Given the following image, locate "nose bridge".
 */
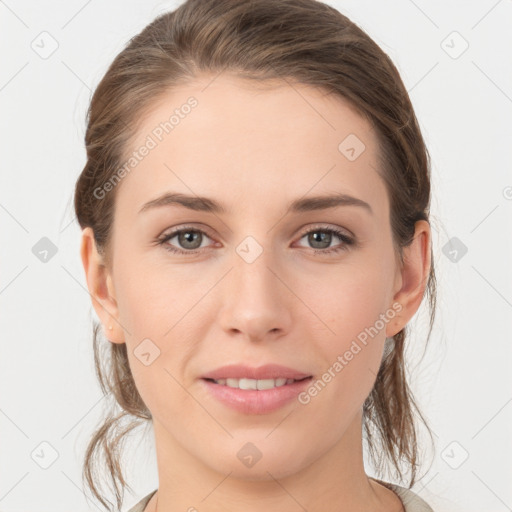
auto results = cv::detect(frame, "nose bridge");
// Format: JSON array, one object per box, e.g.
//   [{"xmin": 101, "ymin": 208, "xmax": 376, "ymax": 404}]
[
  {"xmin": 233, "ymin": 234, "xmax": 281, "ymax": 304},
  {"xmin": 234, "ymin": 237, "xmax": 276, "ymax": 295},
  {"xmin": 218, "ymin": 232, "xmax": 291, "ymax": 339}
]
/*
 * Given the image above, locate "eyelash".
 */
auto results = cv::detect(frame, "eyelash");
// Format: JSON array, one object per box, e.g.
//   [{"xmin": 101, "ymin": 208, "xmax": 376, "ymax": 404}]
[{"xmin": 156, "ymin": 224, "xmax": 355, "ymax": 256}]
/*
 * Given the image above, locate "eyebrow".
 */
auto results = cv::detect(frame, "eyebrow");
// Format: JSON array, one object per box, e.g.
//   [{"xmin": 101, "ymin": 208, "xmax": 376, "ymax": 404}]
[{"xmin": 138, "ymin": 191, "xmax": 373, "ymax": 215}]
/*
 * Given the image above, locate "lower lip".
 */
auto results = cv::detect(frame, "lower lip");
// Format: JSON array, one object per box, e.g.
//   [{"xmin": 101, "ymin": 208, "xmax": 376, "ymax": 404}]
[{"xmin": 200, "ymin": 377, "xmax": 313, "ymax": 415}]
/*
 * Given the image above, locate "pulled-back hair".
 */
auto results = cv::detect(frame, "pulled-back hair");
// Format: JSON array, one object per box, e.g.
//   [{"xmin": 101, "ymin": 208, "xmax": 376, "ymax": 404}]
[{"xmin": 74, "ymin": 0, "xmax": 437, "ymax": 509}]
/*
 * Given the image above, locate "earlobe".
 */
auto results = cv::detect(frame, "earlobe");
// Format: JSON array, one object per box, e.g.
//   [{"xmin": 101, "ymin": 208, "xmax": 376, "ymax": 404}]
[
  {"xmin": 386, "ymin": 220, "xmax": 431, "ymax": 338},
  {"xmin": 80, "ymin": 227, "xmax": 125, "ymax": 344}
]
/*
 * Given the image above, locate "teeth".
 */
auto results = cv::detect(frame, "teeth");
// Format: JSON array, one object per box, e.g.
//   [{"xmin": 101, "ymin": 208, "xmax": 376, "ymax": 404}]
[{"xmin": 213, "ymin": 377, "xmax": 297, "ymax": 389}]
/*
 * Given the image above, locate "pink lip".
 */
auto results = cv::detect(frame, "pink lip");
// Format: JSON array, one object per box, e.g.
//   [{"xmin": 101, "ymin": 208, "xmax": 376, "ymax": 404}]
[
  {"xmin": 200, "ymin": 365, "xmax": 313, "ymax": 415},
  {"xmin": 200, "ymin": 377, "xmax": 313, "ymax": 415},
  {"xmin": 201, "ymin": 364, "xmax": 311, "ymax": 380}
]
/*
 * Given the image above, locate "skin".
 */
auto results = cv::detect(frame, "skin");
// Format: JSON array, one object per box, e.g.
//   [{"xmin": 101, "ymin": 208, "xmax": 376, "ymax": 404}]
[{"xmin": 81, "ymin": 73, "xmax": 431, "ymax": 512}]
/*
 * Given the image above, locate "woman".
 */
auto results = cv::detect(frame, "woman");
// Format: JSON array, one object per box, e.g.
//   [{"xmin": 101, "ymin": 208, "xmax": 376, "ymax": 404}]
[{"xmin": 75, "ymin": 0, "xmax": 437, "ymax": 510}]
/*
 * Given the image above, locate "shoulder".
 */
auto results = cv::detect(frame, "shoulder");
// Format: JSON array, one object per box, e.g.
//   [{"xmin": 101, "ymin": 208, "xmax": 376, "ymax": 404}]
[
  {"xmin": 372, "ymin": 478, "xmax": 435, "ymax": 512},
  {"xmin": 390, "ymin": 484, "xmax": 435, "ymax": 512},
  {"xmin": 125, "ymin": 490, "xmax": 157, "ymax": 512}
]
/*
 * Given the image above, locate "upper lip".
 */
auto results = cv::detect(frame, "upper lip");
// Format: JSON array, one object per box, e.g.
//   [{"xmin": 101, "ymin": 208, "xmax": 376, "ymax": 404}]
[{"xmin": 201, "ymin": 364, "xmax": 312, "ymax": 381}]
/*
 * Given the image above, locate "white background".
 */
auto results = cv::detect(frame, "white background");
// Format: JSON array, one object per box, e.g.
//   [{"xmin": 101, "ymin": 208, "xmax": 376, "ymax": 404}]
[{"xmin": 1, "ymin": 1, "xmax": 511, "ymax": 511}]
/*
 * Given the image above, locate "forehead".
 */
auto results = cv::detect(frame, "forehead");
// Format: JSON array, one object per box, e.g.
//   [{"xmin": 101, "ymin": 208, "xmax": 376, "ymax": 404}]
[{"xmin": 116, "ymin": 73, "xmax": 388, "ymax": 218}]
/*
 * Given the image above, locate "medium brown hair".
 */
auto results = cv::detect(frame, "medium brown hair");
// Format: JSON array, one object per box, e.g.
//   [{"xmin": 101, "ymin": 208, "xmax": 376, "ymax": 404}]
[{"xmin": 74, "ymin": 0, "xmax": 437, "ymax": 509}]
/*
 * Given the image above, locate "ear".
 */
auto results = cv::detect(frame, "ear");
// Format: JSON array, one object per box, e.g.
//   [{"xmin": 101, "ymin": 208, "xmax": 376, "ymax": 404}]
[
  {"xmin": 386, "ymin": 220, "xmax": 431, "ymax": 338},
  {"xmin": 80, "ymin": 227, "xmax": 125, "ymax": 344}
]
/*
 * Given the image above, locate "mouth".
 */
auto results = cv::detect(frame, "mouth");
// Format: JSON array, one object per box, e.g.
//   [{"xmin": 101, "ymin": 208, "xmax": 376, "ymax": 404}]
[
  {"xmin": 202, "ymin": 376, "xmax": 313, "ymax": 390},
  {"xmin": 200, "ymin": 373, "xmax": 314, "ymax": 414}
]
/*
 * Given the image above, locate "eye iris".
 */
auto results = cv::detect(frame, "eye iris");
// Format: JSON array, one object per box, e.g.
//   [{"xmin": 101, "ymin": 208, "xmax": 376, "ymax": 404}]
[
  {"xmin": 179, "ymin": 230, "xmax": 202, "ymax": 249},
  {"xmin": 309, "ymin": 231, "xmax": 331, "ymax": 249}
]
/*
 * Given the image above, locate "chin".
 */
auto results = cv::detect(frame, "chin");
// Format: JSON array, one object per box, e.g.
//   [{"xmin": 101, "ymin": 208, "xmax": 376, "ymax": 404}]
[{"xmin": 204, "ymin": 441, "xmax": 312, "ymax": 481}]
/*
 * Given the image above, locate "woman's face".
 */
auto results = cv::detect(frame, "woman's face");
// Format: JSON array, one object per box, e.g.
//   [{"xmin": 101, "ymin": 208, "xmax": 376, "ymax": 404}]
[{"xmin": 86, "ymin": 73, "xmax": 418, "ymax": 480}]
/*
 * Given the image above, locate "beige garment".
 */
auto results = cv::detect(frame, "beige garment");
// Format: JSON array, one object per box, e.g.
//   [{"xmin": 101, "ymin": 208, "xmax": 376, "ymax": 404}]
[{"xmin": 125, "ymin": 479, "xmax": 434, "ymax": 512}]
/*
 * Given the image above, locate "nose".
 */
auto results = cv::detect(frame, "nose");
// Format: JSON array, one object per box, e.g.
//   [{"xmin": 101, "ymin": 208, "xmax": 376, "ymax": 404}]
[{"xmin": 217, "ymin": 242, "xmax": 293, "ymax": 342}]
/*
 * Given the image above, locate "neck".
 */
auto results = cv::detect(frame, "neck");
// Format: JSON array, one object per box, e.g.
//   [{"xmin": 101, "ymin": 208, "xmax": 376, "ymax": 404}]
[{"xmin": 145, "ymin": 409, "xmax": 402, "ymax": 512}]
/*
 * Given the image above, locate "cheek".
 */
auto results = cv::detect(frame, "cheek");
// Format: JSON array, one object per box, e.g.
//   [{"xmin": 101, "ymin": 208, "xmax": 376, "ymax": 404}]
[
  {"xmin": 111, "ymin": 250, "xmax": 206, "ymax": 412},
  {"xmin": 112, "ymin": 247, "xmax": 188, "ymax": 336},
  {"xmin": 299, "ymin": 262, "xmax": 392, "ymax": 406},
  {"xmin": 310, "ymin": 260, "xmax": 393, "ymax": 344}
]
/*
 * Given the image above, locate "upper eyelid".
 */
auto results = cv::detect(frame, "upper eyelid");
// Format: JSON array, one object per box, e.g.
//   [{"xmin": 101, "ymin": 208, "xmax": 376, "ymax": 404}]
[
  {"xmin": 300, "ymin": 223, "xmax": 353, "ymax": 237},
  {"xmin": 159, "ymin": 224, "xmax": 216, "ymax": 241}
]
